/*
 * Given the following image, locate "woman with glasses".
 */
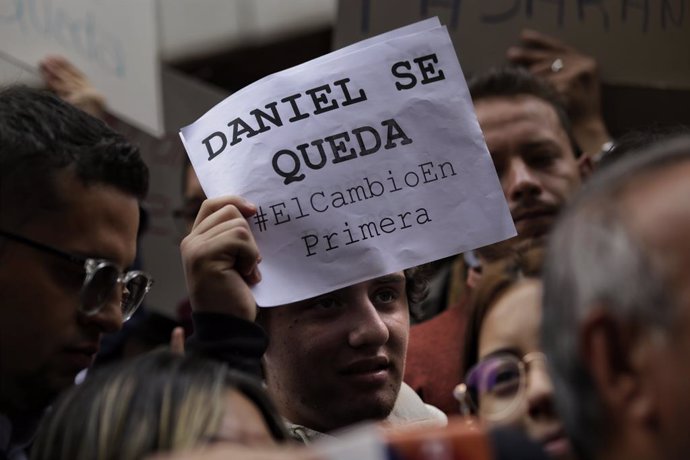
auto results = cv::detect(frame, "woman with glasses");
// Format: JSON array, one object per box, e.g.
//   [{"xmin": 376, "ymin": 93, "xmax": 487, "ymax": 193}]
[{"xmin": 456, "ymin": 247, "xmax": 575, "ymax": 460}]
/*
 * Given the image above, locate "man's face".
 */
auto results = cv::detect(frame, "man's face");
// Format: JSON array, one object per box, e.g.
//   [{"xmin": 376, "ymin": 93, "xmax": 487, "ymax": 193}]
[
  {"xmin": 261, "ymin": 272, "xmax": 410, "ymax": 433},
  {"xmin": 475, "ymin": 95, "xmax": 582, "ymax": 243},
  {"xmin": 0, "ymin": 171, "xmax": 139, "ymax": 413}
]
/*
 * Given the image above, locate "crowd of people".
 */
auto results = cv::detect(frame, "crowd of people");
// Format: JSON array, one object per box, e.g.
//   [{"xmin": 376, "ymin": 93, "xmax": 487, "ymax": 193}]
[{"xmin": 1, "ymin": 26, "xmax": 689, "ymax": 460}]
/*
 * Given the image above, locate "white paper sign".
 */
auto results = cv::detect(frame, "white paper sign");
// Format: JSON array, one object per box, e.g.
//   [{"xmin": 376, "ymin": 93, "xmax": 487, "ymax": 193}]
[
  {"xmin": 0, "ymin": 0, "xmax": 163, "ymax": 137},
  {"xmin": 180, "ymin": 20, "xmax": 516, "ymax": 307}
]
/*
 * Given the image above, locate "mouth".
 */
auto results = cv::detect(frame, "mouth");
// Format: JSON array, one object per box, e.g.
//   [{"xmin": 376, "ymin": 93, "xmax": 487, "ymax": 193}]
[
  {"xmin": 63, "ymin": 343, "xmax": 99, "ymax": 370},
  {"xmin": 513, "ymin": 207, "xmax": 557, "ymax": 223},
  {"xmin": 512, "ymin": 207, "xmax": 558, "ymax": 236},
  {"xmin": 538, "ymin": 428, "xmax": 571, "ymax": 458},
  {"xmin": 339, "ymin": 356, "xmax": 392, "ymax": 385}
]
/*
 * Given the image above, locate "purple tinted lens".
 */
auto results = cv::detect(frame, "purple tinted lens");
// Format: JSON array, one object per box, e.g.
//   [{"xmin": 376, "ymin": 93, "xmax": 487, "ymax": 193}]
[{"xmin": 467, "ymin": 356, "xmax": 521, "ymax": 396}]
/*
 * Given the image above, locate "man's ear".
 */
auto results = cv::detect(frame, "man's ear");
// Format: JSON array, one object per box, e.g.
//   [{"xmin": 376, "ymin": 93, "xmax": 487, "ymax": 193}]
[
  {"xmin": 578, "ymin": 154, "xmax": 594, "ymax": 180},
  {"xmin": 580, "ymin": 308, "xmax": 656, "ymax": 427}
]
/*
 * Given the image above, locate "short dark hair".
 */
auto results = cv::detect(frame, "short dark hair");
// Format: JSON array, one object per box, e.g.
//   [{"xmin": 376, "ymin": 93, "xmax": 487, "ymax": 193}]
[
  {"xmin": 468, "ymin": 66, "xmax": 582, "ymax": 158},
  {"xmin": 0, "ymin": 86, "xmax": 148, "ymax": 227}
]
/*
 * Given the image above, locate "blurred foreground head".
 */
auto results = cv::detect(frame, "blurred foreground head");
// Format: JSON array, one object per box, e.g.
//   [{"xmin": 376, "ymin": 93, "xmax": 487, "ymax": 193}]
[
  {"xmin": 31, "ymin": 350, "xmax": 287, "ymax": 460},
  {"xmin": 543, "ymin": 135, "xmax": 690, "ymax": 460}
]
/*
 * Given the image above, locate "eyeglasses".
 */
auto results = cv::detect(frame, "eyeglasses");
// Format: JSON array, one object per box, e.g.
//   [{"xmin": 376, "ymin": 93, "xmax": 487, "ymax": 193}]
[
  {"xmin": 455, "ymin": 351, "xmax": 547, "ymax": 421},
  {"xmin": 0, "ymin": 230, "xmax": 153, "ymax": 321}
]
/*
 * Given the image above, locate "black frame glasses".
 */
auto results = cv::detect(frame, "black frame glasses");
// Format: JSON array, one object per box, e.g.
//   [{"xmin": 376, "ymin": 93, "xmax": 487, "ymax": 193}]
[{"xmin": 0, "ymin": 230, "xmax": 153, "ymax": 321}]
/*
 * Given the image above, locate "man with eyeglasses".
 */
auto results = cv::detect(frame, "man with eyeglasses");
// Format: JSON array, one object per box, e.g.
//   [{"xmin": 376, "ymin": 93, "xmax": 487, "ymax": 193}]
[{"xmin": 0, "ymin": 86, "xmax": 151, "ymax": 459}]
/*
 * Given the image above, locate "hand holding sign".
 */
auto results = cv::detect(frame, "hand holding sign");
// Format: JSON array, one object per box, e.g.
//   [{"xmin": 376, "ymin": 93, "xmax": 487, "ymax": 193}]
[
  {"xmin": 180, "ymin": 195, "xmax": 261, "ymax": 321},
  {"xmin": 180, "ymin": 19, "xmax": 515, "ymax": 306}
]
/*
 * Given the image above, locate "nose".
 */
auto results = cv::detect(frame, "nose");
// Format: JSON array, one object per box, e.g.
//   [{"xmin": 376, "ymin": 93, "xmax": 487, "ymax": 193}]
[
  {"xmin": 505, "ymin": 157, "xmax": 542, "ymax": 204},
  {"xmin": 526, "ymin": 361, "xmax": 556, "ymax": 420},
  {"xmin": 348, "ymin": 296, "xmax": 390, "ymax": 348}
]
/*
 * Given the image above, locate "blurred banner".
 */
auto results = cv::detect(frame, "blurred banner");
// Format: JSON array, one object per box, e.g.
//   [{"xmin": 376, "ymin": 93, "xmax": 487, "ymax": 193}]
[
  {"xmin": 0, "ymin": 0, "xmax": 164, "ymax": 136},
  {"xmin": 335, "ymin": 0, "xmax": 690, "ymax": 90},
  {"xmin": 313, "ymin": 419, "xmax": 548, "ymax": 460}
]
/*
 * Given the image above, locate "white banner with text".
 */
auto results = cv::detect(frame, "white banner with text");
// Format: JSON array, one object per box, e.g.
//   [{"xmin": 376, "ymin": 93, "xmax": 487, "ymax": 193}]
[{"xmin": 180, "ymin": 19, "xmax": 515, "ymax": 306}]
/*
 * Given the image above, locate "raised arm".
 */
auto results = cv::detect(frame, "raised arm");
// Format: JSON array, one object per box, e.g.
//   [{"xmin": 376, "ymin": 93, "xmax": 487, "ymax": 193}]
[
  {"xmin": 181, "ymin": 195, "xmax": 267, "ymax": 376},
  {"xmin": 507, "ymin": 29, "xmax": 612, "ymax": 158}
]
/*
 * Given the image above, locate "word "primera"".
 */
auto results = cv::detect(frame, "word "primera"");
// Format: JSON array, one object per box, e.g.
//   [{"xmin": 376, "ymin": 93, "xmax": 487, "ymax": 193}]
[{"xmin": 301, "ymin": 207, "xmax": 432, "ymax": 257}]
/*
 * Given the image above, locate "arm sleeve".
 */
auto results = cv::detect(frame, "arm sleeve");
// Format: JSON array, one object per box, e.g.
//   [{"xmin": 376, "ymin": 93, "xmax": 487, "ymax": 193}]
[{"xmin": 187, "ymin": 312, "xmax": 267, "ymax": 378}]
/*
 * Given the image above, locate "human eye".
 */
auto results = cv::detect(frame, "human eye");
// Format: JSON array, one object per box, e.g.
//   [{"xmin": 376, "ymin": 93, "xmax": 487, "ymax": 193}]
[
  {"xmin": 51, "ymin": 258, "xmax": 86, "ymax": 289},
  {"xmin": 309, "ymin": 296, "xmax": 339, "ymax": 310},
  {"xmin": 526, "ymin": 147, "xmax": 559, "ymax": 169},
  {"xmin": 489, "ymin": 368, "xmax": 521, "ymax": 397},
  {"xmin": 482, "ymin": 356, "xmax": 521, "ymax": 398},
  {"xmin": 374, "ymin": 289, "xmax": 396, "ymax": 303},
  {"xmin": 61, "ymin": 267, "xmax": 86, "ymax": 289},
  {"xmin": 371, "ymin": 286, "xmax": 404, "ymax": 309}
]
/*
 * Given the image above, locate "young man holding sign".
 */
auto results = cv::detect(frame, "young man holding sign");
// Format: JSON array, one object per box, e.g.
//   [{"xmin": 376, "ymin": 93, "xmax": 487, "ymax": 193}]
[
  {"xmin": 179, "ymin": 19, "xmax": 514, "ymax": 441},
  {"xmin": 181, "ymin": 195, "xmax": 446, "ymax": 441}
]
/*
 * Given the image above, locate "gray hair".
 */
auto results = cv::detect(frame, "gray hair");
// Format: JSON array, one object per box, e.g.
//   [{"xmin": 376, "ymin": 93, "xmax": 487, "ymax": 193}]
[{"xmin": 542, "ymin": 135, "xmax": 690, "ymax": 459}]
